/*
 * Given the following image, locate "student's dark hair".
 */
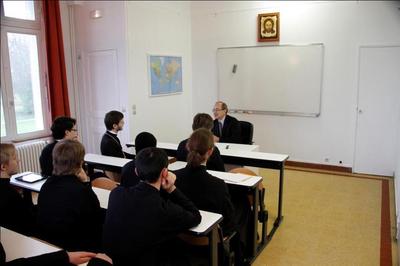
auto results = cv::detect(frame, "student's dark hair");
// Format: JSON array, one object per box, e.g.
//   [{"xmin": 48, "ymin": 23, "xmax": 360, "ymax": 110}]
[
  {"xmin": 192, "ymin": 113, "xmax": 213, "ymax": 131},
  {"xmin": 51, "ymin": 116, "xmax": 76, "ymax": 139},
  {"xmin": 187, "ymin": 128, "xmax": 214, "ymax": 168},
  {"xmin": 135, "ymin": 132, "xmax": 157, "ymax": 153},
  {"xmin": 135, "ymin": 147, "xmax": 168, "ymax": 183},
  {"xmin": 104, "ymin": 110, "xmax": 124, "ymax": 130},
  {"xmin": 52, "ymin": 140, "xmax": 85, "ymax": 176}
]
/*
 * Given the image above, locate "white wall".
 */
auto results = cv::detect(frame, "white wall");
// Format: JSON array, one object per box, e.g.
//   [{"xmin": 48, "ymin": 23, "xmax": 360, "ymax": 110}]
[
  {"xmin": 125, "ymin": 1, "xmax": 193, "ymax": 143},
  {"xmin": 191, "ymin": 1, "xmax": 400, "ymax": 167}
]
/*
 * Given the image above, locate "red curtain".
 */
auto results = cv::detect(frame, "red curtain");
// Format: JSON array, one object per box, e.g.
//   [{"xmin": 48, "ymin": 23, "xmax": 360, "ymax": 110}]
[{"xmin": 42, "ymin": 0, "xmax": 70, "ymax": 119}]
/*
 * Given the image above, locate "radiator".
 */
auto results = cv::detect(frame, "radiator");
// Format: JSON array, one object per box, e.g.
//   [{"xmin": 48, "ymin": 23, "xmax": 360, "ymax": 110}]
[{"xmin": 15, "ymin": 140, "xmax": 49, "ymax": 173}]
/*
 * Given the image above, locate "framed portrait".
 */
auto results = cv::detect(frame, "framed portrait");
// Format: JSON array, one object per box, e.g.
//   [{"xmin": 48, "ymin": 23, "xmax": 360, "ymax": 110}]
[
  {"xmin": 147, "ymin": 54, "xmax": 183, "ymax": 97},
  {"xmin": 258, "ymin": 12, "xmax": 280, "ymax": 42}
]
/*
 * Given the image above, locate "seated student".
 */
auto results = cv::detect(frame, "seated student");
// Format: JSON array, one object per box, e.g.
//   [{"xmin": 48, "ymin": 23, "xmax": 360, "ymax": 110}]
[
  {"xmin": 40, "ymin": 116, "xmax": 78, "ymax": 177},
  {"xmin": 37, "ymin": 140, "xmax": 104, "ymax": 252},
  {"xmin": 174, "ymin": 129, "xmax": 235, "ymax": 235},
  {"xmin": 177, "ymin": 113, "xmax": 225, "ymax": 172},
  {"xmin": 175, "ymin": 129, "xmax": 250, "ymax": 264},
  {"xmin": 103, "ymin": 147, "xmax": 201, "ymax": 266},
  {"xmin": 100, "ymin": 110, "xmax": 134, "ymax": 159},
  {"xmin": 0, "ymin": 143, "xmax": 36, "ymax": 236},
  {"xmin": 0, "ymin": 242, "xmax": 113, "ymax": 266},
  {"xmin": 120, "ymin": 132, "xmax": 157, "ymax": 188},
  {"xmin": 211, "ymin": 101, "xmax": 242, "ymax": 144}
]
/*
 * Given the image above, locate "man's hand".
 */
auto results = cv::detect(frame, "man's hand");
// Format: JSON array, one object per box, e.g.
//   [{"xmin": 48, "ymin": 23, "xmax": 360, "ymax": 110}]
[
  {"xmin": 67, "ymin": 251, "xmax": 96, "ymax": 265},
  {"xmin": 76, "ymin": 168, "xmax": 90, "ymax": 183}
]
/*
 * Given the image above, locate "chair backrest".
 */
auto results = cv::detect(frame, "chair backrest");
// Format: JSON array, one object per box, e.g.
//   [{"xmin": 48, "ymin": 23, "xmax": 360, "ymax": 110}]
[
  {"xmin": 91, "ymin": 177, "xmax": 118, "ymax": 191},
  {"xmin": 239, "ymin": 121, "xmax": 254, "ymax": 145},
  {"xmin": 229, "ymin": 167, "xmax": 257, "ymax": 176}
]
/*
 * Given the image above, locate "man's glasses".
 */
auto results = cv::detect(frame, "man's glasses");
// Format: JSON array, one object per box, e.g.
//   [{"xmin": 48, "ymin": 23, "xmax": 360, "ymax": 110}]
[{"xmin": 212, "ymin": 108, "xmax": 224, "ymax": 112}]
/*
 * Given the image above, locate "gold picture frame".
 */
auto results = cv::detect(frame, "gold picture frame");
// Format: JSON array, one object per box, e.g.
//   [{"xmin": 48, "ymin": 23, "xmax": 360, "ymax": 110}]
[{"xmin": 258, "ymin": 12, "xmax": 280, "ymax": 42}]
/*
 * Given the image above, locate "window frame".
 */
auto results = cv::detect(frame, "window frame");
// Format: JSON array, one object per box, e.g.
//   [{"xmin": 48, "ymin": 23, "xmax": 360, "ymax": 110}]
[{"xmin": 0, "ymin": 1, "xmax": 51, "ymax": 142}]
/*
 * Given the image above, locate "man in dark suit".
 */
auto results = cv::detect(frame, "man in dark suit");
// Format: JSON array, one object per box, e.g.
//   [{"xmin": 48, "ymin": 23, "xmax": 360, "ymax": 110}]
[
  {"xmin": 212, "ymin": 101, "xmax": 242, "ymax": 143},
  {"xmin": 100, "ymin": 110, "xmax": 134, "ymax": 159},
  {"xmin": 103, "ymin": 147, "xmax": 201, "ymax": 266}
]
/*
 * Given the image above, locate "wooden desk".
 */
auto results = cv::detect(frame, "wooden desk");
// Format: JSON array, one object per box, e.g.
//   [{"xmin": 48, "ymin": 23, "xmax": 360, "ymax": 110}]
[
  {"xmin": 127, "ymin": 141, "xmax": 260, "ymax": 155},
  {"xmin": 84, "ymin": 153, "xmax": 131, "ymax": 175},
  {"xmin": 1, "ymin": 227, "xmax": 60, "ymax": 261},
  {"xmin": 169, "ymin": 160, "xmax": 264, "ymax": 257},
  {"xmin": 84, "ymin": 153, "xmax": 175, "ymax": 174}
]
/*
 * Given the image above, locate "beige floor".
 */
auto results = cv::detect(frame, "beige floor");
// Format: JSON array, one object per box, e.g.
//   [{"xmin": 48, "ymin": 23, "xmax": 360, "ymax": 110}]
[{"xmin": 252, "ymin": 167, "xmax": 398, "ymax": 266}]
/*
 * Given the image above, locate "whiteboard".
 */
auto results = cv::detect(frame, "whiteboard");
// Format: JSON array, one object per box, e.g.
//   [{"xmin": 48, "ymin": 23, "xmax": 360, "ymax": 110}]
[{"xmin": 217, "ymin": 44, "xmax": 324, "ymax": 117}]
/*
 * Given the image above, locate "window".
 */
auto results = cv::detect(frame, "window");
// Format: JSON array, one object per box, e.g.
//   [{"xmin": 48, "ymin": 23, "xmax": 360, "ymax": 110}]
[{"xmin": 1, "ymin": 1, "xmax": 50, "ymax": 141}]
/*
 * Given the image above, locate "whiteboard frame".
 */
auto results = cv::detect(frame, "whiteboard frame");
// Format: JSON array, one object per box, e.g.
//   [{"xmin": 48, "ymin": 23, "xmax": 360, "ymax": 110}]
[{"xmin": 217, "ymin": 43, "xmax": 324, "ymax": 118}]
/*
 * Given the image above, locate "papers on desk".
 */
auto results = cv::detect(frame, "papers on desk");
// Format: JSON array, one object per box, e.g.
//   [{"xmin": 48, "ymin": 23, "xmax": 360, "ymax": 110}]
[{"xmin": 208, "ymin": 170, "xmax": 255, "ymax": 183}]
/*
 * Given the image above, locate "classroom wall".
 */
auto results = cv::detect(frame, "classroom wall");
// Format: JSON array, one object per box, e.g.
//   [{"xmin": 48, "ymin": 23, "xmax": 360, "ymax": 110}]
[
  {"xmin": 125, "ymin": 1, "xmax": 193, "ymax": 143},
  {"xmin": 191, "ymin": 1, "xmax": 400, "ymax": 167}
]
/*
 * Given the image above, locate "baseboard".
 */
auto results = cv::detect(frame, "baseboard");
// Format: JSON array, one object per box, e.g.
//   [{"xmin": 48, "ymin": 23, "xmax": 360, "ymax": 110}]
[{"xmin": 286, "ymin": 160, "xmax": 352, "ymax": 173}]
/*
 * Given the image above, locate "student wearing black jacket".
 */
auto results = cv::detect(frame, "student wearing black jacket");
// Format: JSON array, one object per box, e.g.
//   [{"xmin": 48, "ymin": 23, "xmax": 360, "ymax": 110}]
[
  {"xmin": 175, "ymin": 129, "xmax": 249, "ymax": 265},
  {"xmin": 37, "ymin": 140, "xmax": 104, "ymax": 252},
  {"xmin": 103, "ymin": 147, "xmax": 201, "ymax": 266},
  {"xmin": 39, "ymin": 116, "xmax": 78, "ymax": 177},
  {"xmin": 0, "ymin": 143, "xmax": 36, "ymax": 236},
  {"xmin": 120, "ymin": 132, "xmax": 157, "ymax": 188},
  {"xmin": 176, "ymin": 113, "xmax": 225, "ymax": 172},
  {"xmin": 100, "ymin": 110, "xmax": 134, "ymax": 159}
]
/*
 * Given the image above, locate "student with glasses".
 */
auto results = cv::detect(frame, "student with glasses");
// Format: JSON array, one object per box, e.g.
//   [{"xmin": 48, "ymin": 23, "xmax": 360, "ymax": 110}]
[{"xmin": 39, "ymin": 116, "xmax": 79, "ymax": 178}]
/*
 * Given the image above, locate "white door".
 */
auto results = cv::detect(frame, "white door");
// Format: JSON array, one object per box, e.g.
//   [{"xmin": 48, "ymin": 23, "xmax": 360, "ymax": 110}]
[
  {"xmin": 71, "ymin": 2, "xmax": 130, "ymax": 153},
  {"xmin": 354, "ymin": 46, "xmax": 400, "ymax": 176}
]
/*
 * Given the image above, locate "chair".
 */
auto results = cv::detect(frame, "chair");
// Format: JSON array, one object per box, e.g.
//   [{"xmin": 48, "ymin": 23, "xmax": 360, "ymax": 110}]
[
  {"xmin": 239, "ymin": 121, "xmax": 254, "ymax": 144},
  {"xmin": 91, "ymin": 177, "xmax": 118, "ymax": 191},
  {"xmin": 179, "ymin": 226, "xmax": 236, "ymax": 266},
  {"xmin": 229, "ymin": 167, "xmax": 268, "ymax": 243}
]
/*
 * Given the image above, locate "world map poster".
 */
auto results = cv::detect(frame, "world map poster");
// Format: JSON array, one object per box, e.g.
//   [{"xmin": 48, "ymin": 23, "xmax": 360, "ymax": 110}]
[{"xmin": 149, "ymin": 55, "xmax": 182, "ymax": 96}]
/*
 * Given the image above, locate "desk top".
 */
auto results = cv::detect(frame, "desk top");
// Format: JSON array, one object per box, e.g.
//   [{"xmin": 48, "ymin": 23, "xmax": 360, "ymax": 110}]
[
  {"xmin": 128, "ymin": 141, "xmax": 287, "ymax": 162},
  {"xmin": 215, "ymin": 142, "xmax": 259, "ymax": 152},
  {"xmin": 168, "ymin": 161, "xmax": 262, "ymax": 187},
  {"xmin": 1, "ymin": 227, "xmax": 60, "ymax": 261},
  {"xmin": 10, "ymin": 172, "xmax": 46, "ymax": 192},
  {"xmin": 84, "ymin": 153, "xmax": 131, "ymax": 167},
  {"xmin": 127, "ymin": 141, "xmax": 259, "ymax": 152},
  {"xmin": 91, "ymin": 187, "xmax": 222, "ymax": 235}
]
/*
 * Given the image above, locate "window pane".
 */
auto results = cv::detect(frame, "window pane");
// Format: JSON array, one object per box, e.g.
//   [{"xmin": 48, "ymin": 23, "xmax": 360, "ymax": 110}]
[
  {"xmin": 1, "ymin": 96, "xmax": 6, "ymax": 137},
  {"xmin": 3, "ymin": 1, "xmax": 35, "ymax": 20},
  {"xmin": 7, "ymin": 32, "xmax": 44, "ymax": 134}
]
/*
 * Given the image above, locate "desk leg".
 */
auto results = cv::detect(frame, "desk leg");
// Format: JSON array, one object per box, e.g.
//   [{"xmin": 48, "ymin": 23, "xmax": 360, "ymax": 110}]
[
  {"xmin": 208, "ymin": 226, "xmax": 218, "ymax": 266},
  {"xmin": 267, "ymin": 163, "xmax": 285, "ymax": 241},
  {"xmin": 251, "ymin": 185, "xmax": 260, "ymax": 257},
  {"xmin": 277, "ymin": 163, "xmax": 284, "ymax": 222}
]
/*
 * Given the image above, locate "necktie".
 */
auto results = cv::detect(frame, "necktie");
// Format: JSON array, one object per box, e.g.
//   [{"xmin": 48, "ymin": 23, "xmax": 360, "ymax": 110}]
[{"xmin": 219, "ymin": 121, "xmax": 223, "ymax": 136}]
